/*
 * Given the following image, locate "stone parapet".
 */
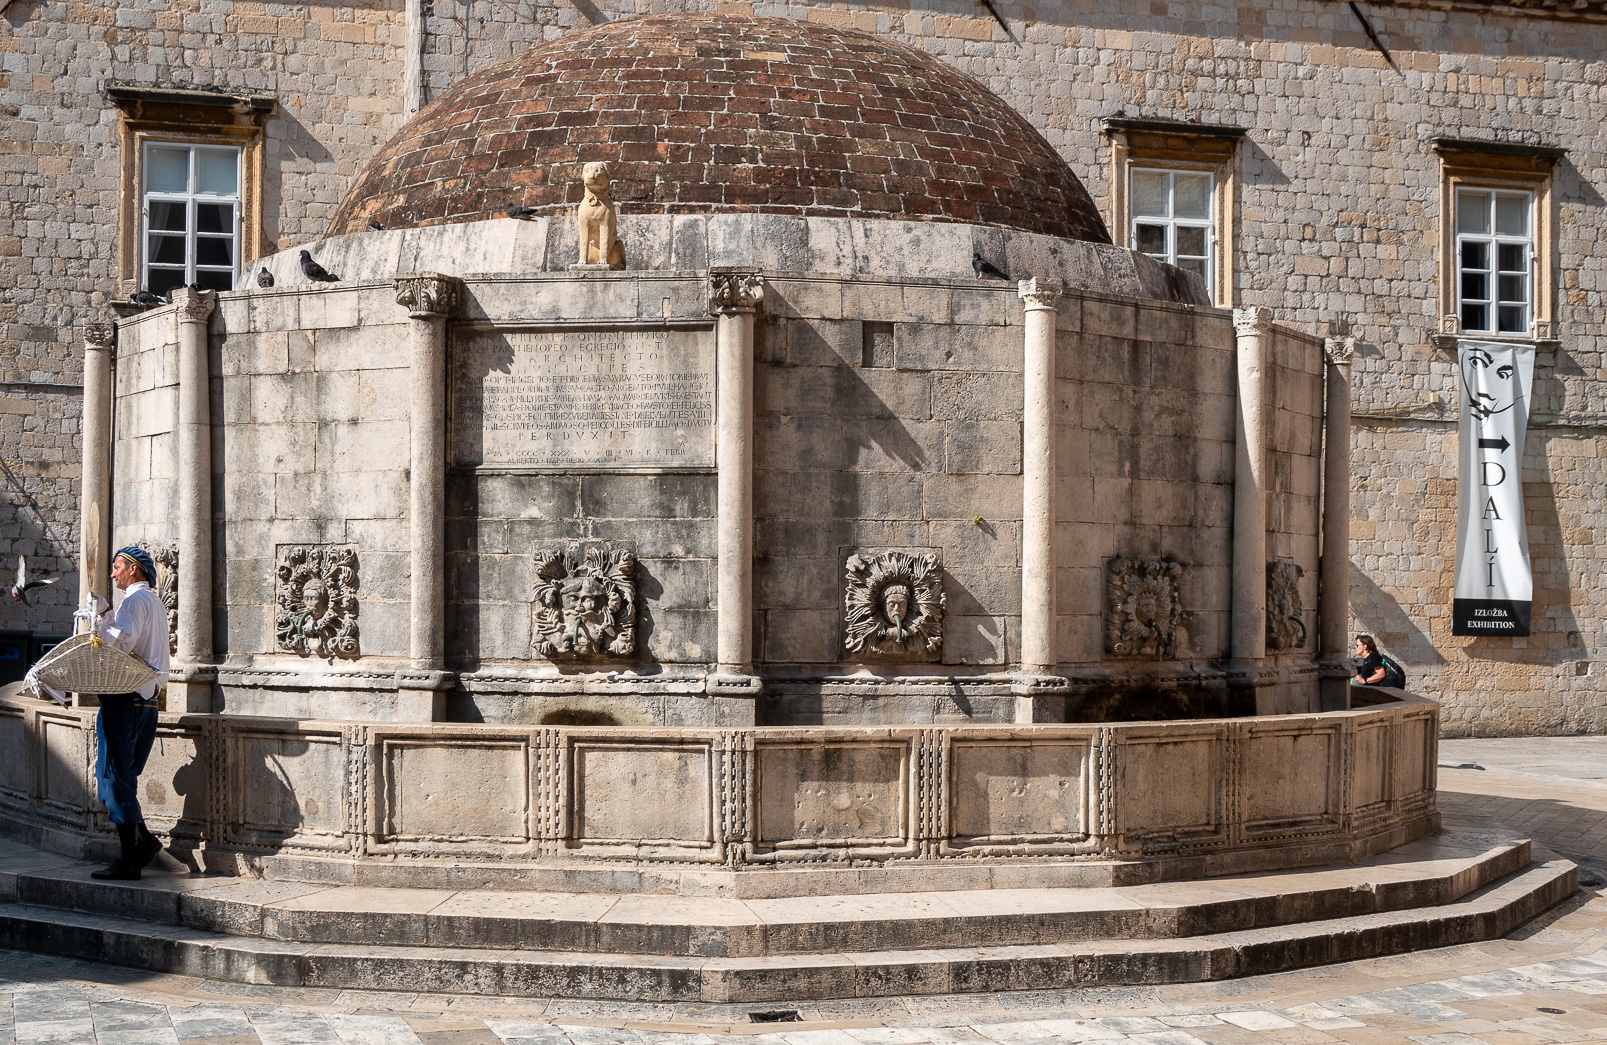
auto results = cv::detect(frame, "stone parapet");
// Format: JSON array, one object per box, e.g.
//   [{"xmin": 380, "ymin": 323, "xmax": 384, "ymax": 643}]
[{"xmin": 0, "ymin": 691, "xmax": 1438, "ymax": 893}]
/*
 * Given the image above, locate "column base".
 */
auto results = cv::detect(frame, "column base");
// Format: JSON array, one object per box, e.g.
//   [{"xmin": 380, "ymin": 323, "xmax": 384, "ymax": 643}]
[
  {"xmin": 395, "ymin": 670, "xmax": 455, "ymax": 722},
  {"xmin": 1317, "ymin": 661, "xmax": 1354, "ymax": 712},
  {"xmin": 166, "ymin": 666, "xmax": 218, "ymax": 713},
  {"xmin": 708, "ymin": 672, "xmax": 762, "ymax": 697},
  {"xmin": 1012, "ymin": 673, "xmax": 1069, "ymax": 723}
]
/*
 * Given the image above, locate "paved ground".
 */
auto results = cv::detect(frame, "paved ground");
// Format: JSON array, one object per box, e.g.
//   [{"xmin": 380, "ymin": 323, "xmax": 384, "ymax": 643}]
[{"xmin": 0, "ymin": 736, "xmax": 1603, "ymax": 1045}]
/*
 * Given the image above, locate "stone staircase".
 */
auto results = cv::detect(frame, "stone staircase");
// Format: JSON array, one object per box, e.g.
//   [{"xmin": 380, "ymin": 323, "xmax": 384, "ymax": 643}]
[{"xmin": 0, "ymin": 817, "xmax": 1576, "ymax": 1002}]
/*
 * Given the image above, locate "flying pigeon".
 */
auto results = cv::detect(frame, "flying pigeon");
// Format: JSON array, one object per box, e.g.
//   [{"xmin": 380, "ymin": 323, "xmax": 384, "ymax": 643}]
[
  {"xmin": 129, "ymin": 290, "xmax": 166, "ymax": 310},
  {"xmin": 299, "ymin": 250, "xmax": 339, "ymax": 283},
  {"xmin": 505, "ymin": 205, "xmax": 539, "ymax": 220},
  {"xmin": 256, "ymin": 268, "xmax": 275, "ymax": 288},
  {"xmin": 971, "ymin": 253, "xmax": 1008, "ymax": 280},
  {"xmin": 368, "ymin": 221, "xmax": 387, "ymax": 231},
  {"xmin": 10, "ymin": 555, "xmax": 60, "ymax": 606}
]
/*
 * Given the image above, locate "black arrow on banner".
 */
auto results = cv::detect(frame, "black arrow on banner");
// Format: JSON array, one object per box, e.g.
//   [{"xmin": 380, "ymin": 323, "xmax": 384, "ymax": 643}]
[{"xmin": 1478, "ymin": 435, "xmax": 1511, "ymax": 452}]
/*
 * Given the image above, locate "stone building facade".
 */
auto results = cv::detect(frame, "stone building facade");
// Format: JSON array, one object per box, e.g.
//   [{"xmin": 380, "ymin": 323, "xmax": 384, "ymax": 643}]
[{"xmin": 1, "ymin": 0, "xmax": 1603, "ymax": 733}]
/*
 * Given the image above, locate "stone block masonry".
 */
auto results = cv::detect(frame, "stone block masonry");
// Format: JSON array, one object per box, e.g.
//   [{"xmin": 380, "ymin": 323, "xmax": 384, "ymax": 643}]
[{"xmin": 2, "ymin": 0, "xmax": 1604, "ymax": 730}]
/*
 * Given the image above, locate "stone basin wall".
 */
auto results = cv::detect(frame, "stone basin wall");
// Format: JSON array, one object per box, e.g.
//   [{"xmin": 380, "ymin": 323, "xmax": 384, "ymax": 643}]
[
  {"xmin": 0, "ymin": 692, "xmax": 1437, "ymax": 893},
  {"xmin": 108, "ymin": 262, "xmax": 1326, "ymax": 726}
]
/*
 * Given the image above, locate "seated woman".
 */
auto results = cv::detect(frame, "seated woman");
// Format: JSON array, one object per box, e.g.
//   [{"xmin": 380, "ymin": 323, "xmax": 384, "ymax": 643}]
[{"xmin": 1353, "ymin": 634, "xmax": 1386, "ymax": 686}]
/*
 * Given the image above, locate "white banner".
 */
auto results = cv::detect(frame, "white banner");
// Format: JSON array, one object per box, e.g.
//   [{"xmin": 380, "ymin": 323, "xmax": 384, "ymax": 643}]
[{"xmin": 1453, "ymin": 339, "xmax": 1535, "ymax": 636}]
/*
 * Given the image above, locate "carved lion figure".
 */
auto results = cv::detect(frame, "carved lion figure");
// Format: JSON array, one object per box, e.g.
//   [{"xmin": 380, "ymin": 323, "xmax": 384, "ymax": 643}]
[{"xmin": 576, "ymin": 161, "xmax": 627, "ymax": 269}]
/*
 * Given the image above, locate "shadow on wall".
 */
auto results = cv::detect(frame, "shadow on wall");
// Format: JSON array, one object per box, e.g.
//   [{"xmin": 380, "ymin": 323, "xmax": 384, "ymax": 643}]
[{"xmin": 1348, "ymin": 559, "xmax": 1445, "ymax": 666}]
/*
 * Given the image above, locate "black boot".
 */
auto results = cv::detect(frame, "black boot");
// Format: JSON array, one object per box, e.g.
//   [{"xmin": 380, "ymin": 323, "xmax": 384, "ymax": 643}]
[
  {"xmin": 132, "ymin": 820, "xmax": 163, "ymax": 870},
  {"xmin": 91, "ymin": 823, "xmax": 141, "ymax": 880}
]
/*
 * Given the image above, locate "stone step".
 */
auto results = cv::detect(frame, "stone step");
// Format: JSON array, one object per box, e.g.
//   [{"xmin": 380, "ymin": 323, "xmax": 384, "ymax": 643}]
[
  {"xmin": 0, "ymin": 826, "xmax": 1533, "ymax": 957},
  {"xmin": 0, "ymin": 855, "xmax": 1577, "ymax": 1002}
]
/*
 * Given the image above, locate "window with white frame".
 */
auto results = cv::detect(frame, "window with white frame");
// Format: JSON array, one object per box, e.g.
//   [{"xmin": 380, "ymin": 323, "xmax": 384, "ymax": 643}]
[
  {"xmin": 1130, "ymin": 168, "xmax": 1214, "ymax": 295},
  {"xmin": 142, "ymin": 142, "xmax": 241, "ymax": 296},
  {"xmin": 1455, "ymin": 187, "xmax": 1532, "ymax": 335}
]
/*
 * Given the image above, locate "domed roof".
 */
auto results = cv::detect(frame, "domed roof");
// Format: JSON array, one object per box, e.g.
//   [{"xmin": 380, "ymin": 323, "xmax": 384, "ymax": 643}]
[{"xmin": 328, "ymin": 15, "xmax": 1111, "ymax": 243}]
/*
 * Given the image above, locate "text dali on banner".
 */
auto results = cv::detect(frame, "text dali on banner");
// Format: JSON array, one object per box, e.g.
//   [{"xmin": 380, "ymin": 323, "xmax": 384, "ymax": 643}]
[{"xmin": 1453, "ymin": 338, "xmax": 1535, "ymax": 636}]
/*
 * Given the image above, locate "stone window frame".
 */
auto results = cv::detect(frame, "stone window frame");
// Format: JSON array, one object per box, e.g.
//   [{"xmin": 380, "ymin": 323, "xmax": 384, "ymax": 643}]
[
  {"xmin": 108, "ymin": 85, "xmax": 275, "ymax": 297},
  {"xmin": 1432, "ymin": 137, "xmax": 1565, "ymax": 350},
  {"xmin": 1103, "ymin": 118, "xmax": 1246, "ymax": 308}
]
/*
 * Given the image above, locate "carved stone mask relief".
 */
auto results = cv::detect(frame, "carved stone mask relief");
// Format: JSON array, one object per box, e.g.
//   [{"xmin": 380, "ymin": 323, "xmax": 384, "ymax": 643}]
[
  {"xmin": 533, "ymin": 542, "xmax": 637, "ymax": 659},
  {"xmin": 844, "ymin": 550, "xmax": 945, "ymax": 658},
  {"xmin": 1106, "ymin": 557, "xmax": 1184, "ymax": 658},
  {"xmin": 275, "ymin": 545, "xmax": 360, "ymax": 658},
  {"xmin": 135, "ymin": 539, "xmax": 178, "ymax": 655},
  {"xmin": 1266, "ymin": 559, "xmax": 1307, "ymax": 652}
]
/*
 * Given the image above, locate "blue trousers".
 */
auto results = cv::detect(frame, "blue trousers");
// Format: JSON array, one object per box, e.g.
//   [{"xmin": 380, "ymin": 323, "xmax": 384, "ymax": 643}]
[{"xmin": 96, "ymin": 693, "xmax": 159, "ymax": 826}]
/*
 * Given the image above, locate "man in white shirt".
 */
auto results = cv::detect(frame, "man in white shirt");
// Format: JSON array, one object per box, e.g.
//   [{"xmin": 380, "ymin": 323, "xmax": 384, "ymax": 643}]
[{"xmin": 90, "ymin": 546, "xmax": 171, "ymax": 880}]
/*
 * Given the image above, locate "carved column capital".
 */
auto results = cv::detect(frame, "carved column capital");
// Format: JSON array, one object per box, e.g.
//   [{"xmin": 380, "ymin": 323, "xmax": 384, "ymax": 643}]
[
  {"xmin": 394, "ymin": 272, "xmax": 462, "ymax": 318},
  {"xmin": 83, "ymin": 321, "xmax": 115, "ymax": 351},
  {"xmin": 1017, "ymin": 277, "xmax": 1063, "ymax": 311},
  {"xmin": 170, "ymin": 286, "xmax": 216, "ymax": 323},
  {"xmin": 1323, "ymin": 336, "xmax": 1356, "ymax": 366},
  {"xmin": 708, "ymin": 268, "xmax": 764, "ymax": 315},
  {"xmin": 1232, "ymin": 306, "xmax": 1272, "ymax": 337}
]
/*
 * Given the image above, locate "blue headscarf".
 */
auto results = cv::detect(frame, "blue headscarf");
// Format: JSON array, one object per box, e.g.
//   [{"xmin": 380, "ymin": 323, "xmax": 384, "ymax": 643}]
[{"xmin": 113, "ymin": 546, "xmax": 156, "ymax": 585}]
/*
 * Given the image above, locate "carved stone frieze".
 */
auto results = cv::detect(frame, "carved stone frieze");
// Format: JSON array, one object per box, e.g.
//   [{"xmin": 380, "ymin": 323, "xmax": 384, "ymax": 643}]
[
  {"xmin": 532, "ymin": 542, "xmax": 637, "ymax": 659},
  {"xmin": 844, "ymin": 550, "xmax": 945, "ymax": 658},
  {"xmin": 135, "ymin": 539, "xmax": 178, "ymax": 655},
  {"xmin": 393, "ymin": 273, "xmax": 461, "ymax": 318},
  {"xmin": 275, "ymin": 545, "xmax": 360, "ymax": 658},
  {"xmin": 1105, "ymin": 557, "xmax": 1183, "ymax": 658},
  {"xmin": 708, "ymin": 269, "xmax": 764, "ymax": 315},
  {"xmin": 1266, "ymin": 559, "xmax": 1308, "ymax": 652}
]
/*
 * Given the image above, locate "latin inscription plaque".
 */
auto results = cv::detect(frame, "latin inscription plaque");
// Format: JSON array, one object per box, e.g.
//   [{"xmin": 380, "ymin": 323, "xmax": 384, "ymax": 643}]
[{"xmin": 451, "ymin": 327, "xmax": 715, "ymax": 470}]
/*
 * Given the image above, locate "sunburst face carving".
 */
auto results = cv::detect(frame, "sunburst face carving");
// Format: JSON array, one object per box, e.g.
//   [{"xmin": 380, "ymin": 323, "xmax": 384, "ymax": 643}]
[
  {"xmin": 532, "ymin": 542, "xmax": 637, "ymax": 659},
  {"xmin": 1106, "ymin": 557, "xmax": 1183, "ymax": 658},
  {"xmin": 1266, "ymin": 559, "xmax": 1307, "ymax": 651},
  {"xmin": 275, "ymin": 545, "xmax": 360, "ymax": 658},
  {"xmin": 844, "ymin": 550, "xmax": 945, "ymax": 658}
]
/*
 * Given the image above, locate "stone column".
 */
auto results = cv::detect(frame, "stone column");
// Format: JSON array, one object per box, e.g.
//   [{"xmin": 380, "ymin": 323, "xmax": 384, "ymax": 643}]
[
  {"xmin": 1319, "ymin": 336, "xmax": 1356, "ymax": 710},
  {"xmin": 1230, "ymin": 308, "xmax": 1271, "ymax": 694},
  {"xmin": 708, "ymin": 269, "xmax": 763, "ymax": 718},
  {"xmin": 395, "ymin": 273, "xmax": 461, "ymax": 722},
  {"xmin": 1015, "ymin": 278, "xmax": 1067, "ymax": 724},
  {"xmin": 80, "ymin": 321, "xmax": 115, "ymax": 605},
  {"xmin": 169, "ymin": 287, "xmax": 216, "ymax": 713}
]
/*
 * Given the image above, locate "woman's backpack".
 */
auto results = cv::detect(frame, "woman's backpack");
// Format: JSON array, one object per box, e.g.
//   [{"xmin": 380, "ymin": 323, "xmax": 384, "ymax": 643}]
[{"xmin": 1380, "ymin": 655, "xmax": 1407, "ymax": 689}]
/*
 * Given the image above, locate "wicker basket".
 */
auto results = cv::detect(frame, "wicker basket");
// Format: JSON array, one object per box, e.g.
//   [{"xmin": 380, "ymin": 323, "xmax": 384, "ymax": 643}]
[{"xmin": 32, "ymin": 634, "xmax": 159, "ymax": 696}]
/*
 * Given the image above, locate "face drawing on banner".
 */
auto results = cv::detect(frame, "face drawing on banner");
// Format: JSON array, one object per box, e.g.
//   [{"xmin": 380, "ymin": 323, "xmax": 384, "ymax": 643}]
[{"xmin": 1461, "ymin": 347, "xmax": 1519, "ymax": 421}]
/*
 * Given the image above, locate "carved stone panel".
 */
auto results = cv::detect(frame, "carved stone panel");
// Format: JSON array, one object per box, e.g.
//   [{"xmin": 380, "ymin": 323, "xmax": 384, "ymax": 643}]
[
  {"xmin": 1105, "ymin": 557, "xmax": 1183, "ymax": 657},
  {"xmin": 275, "ymin": 545, "xmax": 360, "ymax": 658},
  {"xmin": 532, "ymin": 542, "xmax": 636, "ymax": 659},
  {"xmin": 844, "ymin": 550, "xmax": 945, "ymax": 658},
  {"xmin": 451, "ymin": 327, "xmax": 715, "ymax": 471},
  {"xmin": 1266, "ymin": 559, "xmax": 1307, "ymax": 652},
  {"xmin": 136, "ymin": 539, "xmax": 178, "ymax": 655}
]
